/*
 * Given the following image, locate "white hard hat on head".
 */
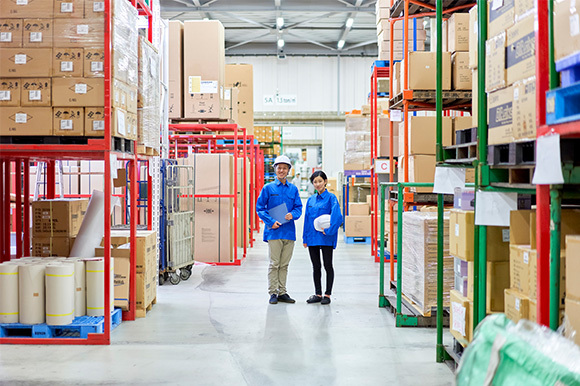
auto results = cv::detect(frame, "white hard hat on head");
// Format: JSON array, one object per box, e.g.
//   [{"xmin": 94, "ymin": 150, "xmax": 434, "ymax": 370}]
[{"xmin": 273, "ymin": 155, "xmax": 292, "ymax": 169}]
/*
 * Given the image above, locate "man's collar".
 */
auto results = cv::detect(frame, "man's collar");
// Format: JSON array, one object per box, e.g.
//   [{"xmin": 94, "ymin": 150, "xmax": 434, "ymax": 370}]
[{"xmin": 275, "ymin": 178, "xmax": 287, "ymax": 185}]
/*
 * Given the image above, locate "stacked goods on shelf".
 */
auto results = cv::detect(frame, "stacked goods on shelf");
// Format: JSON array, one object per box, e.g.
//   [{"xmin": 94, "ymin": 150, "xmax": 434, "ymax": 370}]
[
  {"xmin": 378, "ymin": 115, "xmax": 397, "ymax": 157},
  {"xmin": 565, "ymin": 236, "xmax": 580, "ymax": 346},
  {"xmin": 344, "ymin": 116, "xmax": 371, "ymax": 171},
  {"xmin": 469, "ymin": 5, "xmax": 478, "ymax": 127},
  {"xmin": 255, "ymin": 126, "xmax": 281, "ymax": 156},
  {"xmin": 137, "ymin": 36, "xmax": 160, "ymax": 155},
  {"xmin": 393, "ymin": 51, "xmax": 451, "ymax": 96},
  {"xmin": 402, "ymin": 210, "xmax": 454, "ymax": 315},
  {"xmin": 95, "ymin": 230, "xmax": 157, "ymax": 317},
  {"xmin": 445, "ymin": 13, "xmax": 472, "ymax": 91},
  {"xmin": 225, "ymin": 64, "xmax": 254, "ymax": 134},
  {"xmin": 448, "ymin": 207, "xmax": 510, "ymax": 344},
  {"xmin": 31, "ymin": 199, "xmax": 89, "ymax": 257},
  {"xmin": 375, "ymin": 3, "xmax": 427, "ymax": 61},
  {"xmin": 345, "ymin": 202, "xmax": 371, "ymax": 238},
  {"xmin": 0, "ymin": 0, "xmax": 139, "ymax": 139},
  {"xmin": 224, "ymin": 87, "xmax": 239, "ymax": 124},
  {"xmin": 168, "ymin": 20, "xmax": 183, "ymax": 119}
]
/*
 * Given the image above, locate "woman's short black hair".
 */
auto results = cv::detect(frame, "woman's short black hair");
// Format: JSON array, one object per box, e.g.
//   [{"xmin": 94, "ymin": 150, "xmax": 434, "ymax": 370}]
[{"xmin": 310, "ymin": 170, "xmax": 328, "ymax": 183}]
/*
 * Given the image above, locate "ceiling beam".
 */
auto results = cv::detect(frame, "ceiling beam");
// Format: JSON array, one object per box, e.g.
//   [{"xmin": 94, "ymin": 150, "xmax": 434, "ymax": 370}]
[
  {"xmin": 342, "ymin": 39, "xmax": 376, "ymax": 50},
  {"xmin": 285, "ymin": 31, "xmax": 337, "ymax": 51},
  {"xmin": 337, "ymin": 0, "xmax": 363, "ymax": 51},
  {"xmin": 284, "ymin": 12, "xmax": 340, "ymax": 31},
  {"xmin": 161, "ymin": 3, "xmax": 375, "ymax": 13},
  {"xmin": 221, "ymin": 11, "xmax": 274, "ymax": 30},
  {"xmin": 191, "ymin": 0, "xmax": 210, "ymax": 19},
  {"xmin": 225, "ymin": 31, "xmax": 274, "ymax": 51}
]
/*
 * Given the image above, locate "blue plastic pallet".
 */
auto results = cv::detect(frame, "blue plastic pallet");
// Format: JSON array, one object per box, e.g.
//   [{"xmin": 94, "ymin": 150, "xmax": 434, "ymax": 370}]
[
  {"xmin": 216, "ymin": 139, "xmax": 258, "ymax": 145},
  {"xmin": 546, "ymin": 82, "xmax": 580, "ymax": 125},
  {"xmin": 345, "ymin": 236, "xmax": 372, "ymax": 245},
  {"xmin": 556, "ymin": 51, "xmax": 580, "ymax": 88},
  {"xmin": 0, "ymin": 308, "xmax": 122, "ymax": 339}
]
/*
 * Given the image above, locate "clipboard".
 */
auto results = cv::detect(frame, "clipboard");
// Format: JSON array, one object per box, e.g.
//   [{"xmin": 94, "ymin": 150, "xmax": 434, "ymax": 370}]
[{"xmin": 269, "ymin": 203, "xmax": 289, "ymax": 225}]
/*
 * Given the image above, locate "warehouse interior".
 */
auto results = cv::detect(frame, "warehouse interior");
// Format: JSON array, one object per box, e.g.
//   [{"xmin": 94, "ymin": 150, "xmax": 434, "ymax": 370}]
[{"xmin": 1, "ymin": 0, "xmax": 580, "ymax": 384}]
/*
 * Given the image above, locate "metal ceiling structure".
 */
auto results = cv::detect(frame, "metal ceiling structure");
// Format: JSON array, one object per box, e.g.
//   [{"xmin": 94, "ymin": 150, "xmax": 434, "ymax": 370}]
[{"xmin": 159, "ymin": 0, "xmax": 379, "ymax": 57}]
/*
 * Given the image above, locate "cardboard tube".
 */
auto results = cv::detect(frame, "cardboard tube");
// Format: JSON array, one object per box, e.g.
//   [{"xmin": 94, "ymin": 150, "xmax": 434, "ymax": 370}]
[
  {"xmin": 19, "ymin": 263, "xmax": 46, "ymax": 324},
  {"xmin": 71, "ymin": 259, "xmax": 86, "ymax": 317},
  {"xmin": 86, "ymin": 259, "xmax": 104, "ymax": 316},
  {"xmin": 45, "ymin": 264, "xmax": 75, "ymax": 325},
  {"xmin": 0, "ymin": 263, "xmax": 19, "ymax": 323},
  {"xmin": 69, "ymin": 190, "xmax": 105, "ymax": 258}
]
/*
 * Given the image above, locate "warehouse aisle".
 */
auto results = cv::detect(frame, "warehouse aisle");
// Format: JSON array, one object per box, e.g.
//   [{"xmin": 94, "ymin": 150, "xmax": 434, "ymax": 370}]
[{"xmin": 0, "ymin": 214, "xmax": 453, "ymax": 385}]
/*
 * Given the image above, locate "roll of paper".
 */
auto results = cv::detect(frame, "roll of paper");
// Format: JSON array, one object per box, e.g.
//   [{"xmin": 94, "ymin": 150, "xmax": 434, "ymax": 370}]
[
  {"xmin": 72, "ymin": 259, "xmax": 86, "ymax": 317},
  {"xmin": 86, "ymin": 259, "xmax": 104, "ymax": 316},
  {"xmin": 45, "ymin": 264, "xmax": 75, "ymax": 326},
  {"xmin": 69, "ymin": 190, "xmax": 105, "ymax": 259},
  {"xmin": 19, "ymin": 263, "xmax": 46, "ymax": 324},
  {"xmin": 0, "ymin": 263, "xmax": 19, "ymax": 323}
]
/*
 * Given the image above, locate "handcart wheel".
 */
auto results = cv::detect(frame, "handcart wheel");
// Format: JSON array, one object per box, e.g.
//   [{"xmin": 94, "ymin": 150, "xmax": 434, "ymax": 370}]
[
  {"xmin": 180, "ymin": 268, "xmax": 192, "ymax": 281},
  {"xmin": 169, "ymin": 272, "xmax": 181, "ymax": 285},
  {"xmin": 186, "ymin": 264, "xmax": 193, "ymax": 270},
  {"xmin": 159, "ymin": 273, "xmax": 165, "ymax": 286}
]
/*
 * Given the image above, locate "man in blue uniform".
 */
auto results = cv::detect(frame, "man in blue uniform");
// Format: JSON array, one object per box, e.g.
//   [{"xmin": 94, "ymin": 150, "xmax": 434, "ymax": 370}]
[{"xmin": 256, "ymin": 155, "xmax": 303, "ymax": 304}]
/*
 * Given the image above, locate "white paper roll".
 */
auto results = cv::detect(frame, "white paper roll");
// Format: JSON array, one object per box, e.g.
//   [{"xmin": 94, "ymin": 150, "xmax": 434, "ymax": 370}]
[
  {"xmin": 72, "ymin": 259, "xmax": 86, "ymax": 317},
  {"xmin": 45, "ymin": 264, "xmax": 75, "ymax": 326},
  {"xmin": 69, "ymin": 190, "xmax": 105, "ymax": 259},
  {"xmin": 19, "ymin": 263, "xmax": 46, "ymax": 324},
  {"xmin": 0, "ymin": 263, "xmax": 19, "ymax": 323},
  {"xmin": 86, "ymin": 259, "xmax": 104, "ymax": 316}
]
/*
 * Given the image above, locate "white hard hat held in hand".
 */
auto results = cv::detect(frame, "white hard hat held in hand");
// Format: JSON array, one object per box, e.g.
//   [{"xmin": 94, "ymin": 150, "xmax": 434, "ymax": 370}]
[
  {"xmin": 273, "ymin": 155, "xmax": 292, "ymax": 169},
  {"xmin": 314, "ymin": 214, "xmax": 331, "ymax": 232}
]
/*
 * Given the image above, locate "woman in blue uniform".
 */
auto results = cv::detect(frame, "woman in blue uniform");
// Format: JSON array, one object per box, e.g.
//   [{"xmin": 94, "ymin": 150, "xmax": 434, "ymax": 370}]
[{"xmin": 302, "ymin": 171, "xmax": 343, "ymax": 304}]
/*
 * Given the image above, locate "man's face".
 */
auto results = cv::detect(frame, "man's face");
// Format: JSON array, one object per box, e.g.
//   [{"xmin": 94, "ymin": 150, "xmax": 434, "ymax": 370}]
[{"xmin": 276, "ymin": 163, "xmax": 290, "ymax": 180}]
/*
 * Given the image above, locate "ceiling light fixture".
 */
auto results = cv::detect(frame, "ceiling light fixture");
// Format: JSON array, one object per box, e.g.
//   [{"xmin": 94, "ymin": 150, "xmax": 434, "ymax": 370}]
[
  {"xmin": 345, "ymin": 18, "xmax": 354, "ymax": 28},
  {"xmin": 277, "ymin": 17, "xmax": 284, "ymax": 29},
  {"xmin": 337, "ymin": 40, "xmax": 345, "ymax": 49},
  {"xmin": 277, "ymin": 38, "xmax": 285, "ymax": 48}
]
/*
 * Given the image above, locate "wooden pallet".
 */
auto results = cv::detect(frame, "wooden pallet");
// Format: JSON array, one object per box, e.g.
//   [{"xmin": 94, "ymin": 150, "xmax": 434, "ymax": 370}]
[
  {"xmin": 487, "ymin": 140, "xmax": 536, "ymax": 166},
  {"xmin": 389, "ymin": 90, "xmax": 472, "ymax": 111},
  {"xmin": 137, "ymin": 144, "xmax": 159, "ymax": 156},
  {"xmin": 135, "ymin": 297, "xmax": 157, "ymax": 318},
  {"xmin": 111, "ymin": 136, "xmax": 134, "ymax": 153},
  {"xmin": 443, "ymin": 142, "xmax": 477, "ymax": 165},
  {"xmin": 390, "ymin": 0, "xmax": 473, "ymax": 17}
]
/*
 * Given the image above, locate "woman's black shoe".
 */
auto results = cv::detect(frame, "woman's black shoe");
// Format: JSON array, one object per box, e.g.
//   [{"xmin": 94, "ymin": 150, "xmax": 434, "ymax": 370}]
[{"xmin": 306, "ymin": 295, "xmax": 322, "ymax": 303}]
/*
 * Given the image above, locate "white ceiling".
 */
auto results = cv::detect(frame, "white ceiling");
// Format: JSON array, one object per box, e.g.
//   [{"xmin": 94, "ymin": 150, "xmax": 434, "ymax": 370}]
[{"xmin": 159, "ymin": 0, "xmax": 379, "ymax": 56}]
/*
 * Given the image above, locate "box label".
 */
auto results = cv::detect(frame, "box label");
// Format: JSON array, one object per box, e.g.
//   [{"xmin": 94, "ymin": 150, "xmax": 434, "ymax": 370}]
[
  {"xmin": 502, "ymin": 229, "xmax": 510, "ymax": 242},
  {"xmin": 455, "ymin": 223, "xmax": 460, "ymax": 236},
  {"xmin": 60, "ymin": 119, "xmax": 73, "ymax": 130},
  {"xmin": 507, "ymin": 32, "xmax": 535, "ymax": 68},
  {"xmin": 515, "ymin": 297, "xmax": 520, "ymax": 311},
  {"xmin": 93, "ymin": 120, "xmax": 104, "ymax": 131},
  {"xmin": 29, "ymin": 90, "xmax": 41, "ymax": 101},
  {"xmin": 94, "ymin": 2, "xmax": 105, "ymax": 12},
  {"xmin": 116, "ymin": 110, "xmax": 126, "ymax": 135},
  {"xmin": 224, "ymin": 89, "xmax": 231, "ymax": 100},
  {"xmin": 523, "ymin": 251, "xmax": 529, "ymax": 264},
  {"xmin": 77, "ymin": 25, "xmax": 89, "ymax": 35},
  {"xmin": 452, "ymin": 301, "xmax": 466, "ymax": 336},
  {"xmin": 1, "ymin": 32, "xmax": 12, "ymax": 42},
  {"xmin": 16, "ymin": 0, "xmax": 28, "ymax": 4},
  {"xmin": 58, "ymin": 60, "xmax": 73, "ymax": 72},
  {"xmin": 75, "ymin": 84, "xmax": 87, "ymax": 94},
  {"xmin": 489, "ymin": 0, "xmax": 514, "ymax": 23},
  {"xmin": 15, "ymin": 54, "xmax": 27, "ymax": 64},
  {"xmin": 29, "ymin": 32, "xmax": 42, "ymax": 42},
  {"xmin": 15, "ymin": 113, "xmax": 27, "ymax": 123},
  {"xmin": 91, "ymin": 61, "xmax": 103, "ymax": 72},
  {"xmin": 572, "ymin": 14, "xmax": 580, "ymax": 37},
  {"xmin": 188, "ymin": 76, "xmax": 201, "ymax": 93},
  {"xmin": 488, "ymin": 101, "xmax": 513, "ymax": 129},
  {"xmin": 61, "ymin": 2, "xmax": 73, "ymax": 12},
  {"xmin": 200, "ymin": 80, "xmax": 218, "ymax": 94},
  {"xmin": 0, "ymin": 91, "xmax": 10, "ymax": 101}
]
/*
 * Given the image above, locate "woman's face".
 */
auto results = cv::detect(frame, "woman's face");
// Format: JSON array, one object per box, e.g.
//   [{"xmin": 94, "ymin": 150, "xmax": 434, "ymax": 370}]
[{"xmin": 312, "ymin": 176, "xmax": 326, "ymax": 193}]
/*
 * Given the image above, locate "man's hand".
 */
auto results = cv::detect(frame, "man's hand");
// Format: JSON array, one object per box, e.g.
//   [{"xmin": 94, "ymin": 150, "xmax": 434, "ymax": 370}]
[
  {"xmin": 271, "ymin": 221, "xmax": 282, "ymax": 229},
  {"xmin": 303, "ymin": 243, "xmax": 307, "ymax": 248},
  {"xmin": 285, "ymin": 213, "xmax": 293, "ymax": 221}
]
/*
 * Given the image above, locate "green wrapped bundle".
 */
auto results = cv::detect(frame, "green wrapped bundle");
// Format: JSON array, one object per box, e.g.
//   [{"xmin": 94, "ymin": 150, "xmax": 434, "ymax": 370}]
[{"xmin": 457, "ymin": 314, "xmax": 580, "ymax": 385}]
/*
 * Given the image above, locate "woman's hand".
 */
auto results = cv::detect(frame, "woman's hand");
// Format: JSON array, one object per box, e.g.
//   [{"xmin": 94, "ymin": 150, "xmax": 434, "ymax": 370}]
[
  {"xmin": 303, "ymin": 243, "xmax": 307, "ymax": 248},
  {"xmin": 322, "ymin": 229, "xmax": 326, "ymax": 235}
]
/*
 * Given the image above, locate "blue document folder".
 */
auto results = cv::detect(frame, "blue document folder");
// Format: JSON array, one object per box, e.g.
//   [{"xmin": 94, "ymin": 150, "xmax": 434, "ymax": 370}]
[{"xmin": 269, "ymin": 203, "xmax": 290, "ymax": 225}]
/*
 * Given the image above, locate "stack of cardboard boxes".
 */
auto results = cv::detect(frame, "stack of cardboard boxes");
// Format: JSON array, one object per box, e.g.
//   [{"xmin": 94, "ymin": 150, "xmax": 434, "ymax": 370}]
[
  {"xmin": 255, "ymin": 126, "xmax": 281, "ymax": 155},
  {"xmin": 345, "ymin": 202, "xmax": 371, "ymax": 238},
  {"xmin": 31, "ymin": 198, "xmax": 89, "ymax": 257},
  {"xmin": 225, "ymin": 63, "xmax": 254, "ymax": 134}
]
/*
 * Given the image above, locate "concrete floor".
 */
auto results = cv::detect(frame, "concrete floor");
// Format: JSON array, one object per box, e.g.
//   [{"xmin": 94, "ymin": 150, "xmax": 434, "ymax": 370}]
[{"xmin": 0, "ymin": 213, "xmax": 455, "ymax": 385}]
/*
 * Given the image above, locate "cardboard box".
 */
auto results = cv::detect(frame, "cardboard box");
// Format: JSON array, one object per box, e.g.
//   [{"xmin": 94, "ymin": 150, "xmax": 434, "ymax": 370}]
[
  {"xmin": 0, "ymin": 48, "xmax": 52, "ymax": 77},
  {"xmin": 450, "ymin": 289, "xmax": 471, "ymax": 342},
  {"xmin": 449, "ymin": 209, "xmax": 510, "ymax": 261},
  {"xmin": 379, "ymin": 135, "xmax": 398, "ymax": 157},
  {"xmin": 96, "ymin": 230, "xmax": 157, "ymax": 278},
  {"xmin": 84, "ymin": 107, "xmax": 104, "ymax": 136},
  {"xmin": 453, "ymin": 116, "xmax": 473, "ymax": 144},
  {"xmin": 447, "ymin": 13, "xmax": 470, "ymax": 53},
  {"xmin": 512, "ymin": 76, "xmax": 536, "ymax": 141},
  {"xmin": 567, "ymin": 236, "xmax": 580, "ymax": 301},
  {"xmin": 565, "ymin": 297, "xmax": 580, "ymax": 346},
  {"xmin": 83, "ymin": 48, "xmax": 104, "ymax": 77},
  {"xmin": 168, "ymin": 21, "xmax": 183, "ymax": 119},
  {"xmin": 53, "ymin": 47, "xmax": 84, "ymax": 77},
  {"xmin": 22, "ymin": 19, "xmax": 52, "ymax": 48},
  {"xmin": 21, "ymin": 78, "xmax": 50, "ymax": 107},
  {"xmin": 529, "ymin": 248, "xmax": 565, "ymax": 305},
  {"xmin": 515, "ymin": 0, "xmax": 534, "ymax": 20},
  {"xmin": 53, "ymin": 19, "xmax": 104, "ymax": 48},
  {"xmin": 125, "ymin": 85, "xmax": 137, "ymax": 114},
  {"xmin": 467, "ymin": 261, "xmax": 474, "ymax": 300},
  {"xmin": 485, "ymin": 32, "xmax": 507, "ymax": 92},
  {"xmin": 0, "ymin": 19, "xmax": 23, "ymax": 48},
  {"xmin": 510, "ymin": 244, "xmax": 533, "ymax": 295},
  {"xmin": 225, "ymin": 64, "xmax": 253, "ymax": 133},
  {"xmin": 403, "ymin": 52, "xmax": 451, "ymax": 90},
  {"xmin": 349, "ymin": 203, "xmax": 370, "ymax": 216},
  {"xmin": 468, "ymin": 5, "xmax": 478, "ymax": 69},
  {"xmin": 531, "ymin": 210, "xmax": 580, "ymax": 249},
  {"xmin": 488, "ymin": 85, "xmax": 513, "ymax": 145},
  {"xmin": 183, "ymin": 21, "xmax": 225, "ymax": 119},
  {"xmin": 553, "ymin": 0, "xmax": 580, "ymax": 62},
  {"xmin": 32, "ymin": 198, "xmax": 88, "ymax": 237},
  {"xmin": 53, "ymin": 107, "xmax": 83, "ymax": 136},
  {"xmin": 0, "ymin": 1, "xmax": 53, "ymax": 18},
  {"xmin": 504, "ymin": 288, "xmax": 529, "ymax": 323},
  {"xmin": 113, "ymin": 256, "xmax": 130, "ymax": 310},
  {"xmin": 506, "ymin": 14, "xmax": 535, "ymax": 86},
  {"xmin": 0, "ymin": 78, "xmax": 21, "ymax": 107},
  {"xmin": 85, "ymin": 0, "xmax": 106, "ymax": 17},
  {"xmin": 397, "ymin": 155, "xmax": 435, "ymax": 193},
  {"xmin": 0, "ymin": 106, "xmax": 52, "ymax": 135},
  {"xmin": 378, "ymin": 116, "xmax": 393, "ymax": 136},
  {"xmin": 486, "ymin": 261, "xmax": 510, "ymax": 313},
  {"xmin": 345, "ymin": 215, "xmax": 371, "ymax": 237},
  {"xmin": 398, "ymin": 116, "xmax": 453, "ymax": 156},
  {"xmin": 54, "ymin": 0, "xmax": 84, "ymax": 18},
  {"xmin": 32, "ymin": 236, "xmax": 72, "ymax": 257},
  {"xmin": 452, "ymin": 51, "xmax": 472, "ymax": 90},
  {"xmin": 52, "ymin": 77, "xmax": 104, "ymax": 107},
  {"xmin": 510, "ymin": 209, "xmax": 534, "ymax": 245},
  {"xmin": 472, "ymin": 68, "xmax": 478, "ymax": 127},
  {"xmin": 488, "ymin": 0, "xmax": 515, "ymax": 38}
]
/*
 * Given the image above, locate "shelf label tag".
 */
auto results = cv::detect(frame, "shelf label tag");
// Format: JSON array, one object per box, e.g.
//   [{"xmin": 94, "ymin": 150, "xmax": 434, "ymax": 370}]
[
  {"xmin": 390, "ymin": 109, "xmax": 402, "ymax": 122},
  {"xmin": 433, "ymin": 167, "xmax": 466, "ymax": 194},
  {"xmin": 15, "ymin": 54, "xmax": 27, "ymax": 64},
  {"xmin": 374, "ymin": 159, "xmax": 391, "ymax": 174},
  {"xmin": 61, "ymin": 61, "xmax": 74, "ymax": 72},
  {"xmin": 15, "ymin": 113, "xmax": 27, "ymax": 123},
  {"xmin": 475, "ymin": 191, "xmax": 518, "ymax": 226},
  {"xmin": 451, "ymin": 302, "xmax": 466, "ymax": 336}
]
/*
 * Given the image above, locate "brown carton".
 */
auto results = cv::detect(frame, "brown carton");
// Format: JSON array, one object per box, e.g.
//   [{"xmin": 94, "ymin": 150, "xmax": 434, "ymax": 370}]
[
  {"xmin": 96, "ymin": 230, "xmax": 157, "ymax": 277},
  {"xmin": 510, "ymin": 209, "xmax": 534, "ymax": 245},
  {"xmin": 472, "ymin": 68, "xmax": 478, "ymax": 127},
  {"xmin": 0, "ymin": 48, "xmax": 52, "ymax": 77},
  {"xmin": 506, "ymin": 14, "xmax": 535, "ymax": 86},
  {"xmin": 54, "ymin": 0, "xmax": 84, "ymax": 18},
  {"xmin": 32, "ymin": 236, "xmax": 72, "ymax": 257},
  {"xmin": 450, "ymin": 289, "xmax": 472, "ymax": 343},
  {"xmin": 487, "ymin": 85, "xmax": 513, "ymax": 145},
  {"xmin": 452, "ymin": 51, "xmax": 471, "ymax": 90},
  {"xmin": 53, "ymin": 107, "xmax": 84, "ymax": 136},
  {"xmin": 22, "ymin": 19, "xmax": 52, "ymax": 48},
  {"xmin": 397, "ymin": 155, "xmax": 436, "ymax": 193},
  {"xmin": 0, "ymin": 18, "xmax": 23, "ymax": 48},
  {"xmin": 488, "ymin": 0, "xmax": 515, "ymax": 38},
  {"xmin": 349, "ymin": 203, "xmax": 370, "ymax": 216},
  {"xmin": 510, "ymin": 245, "xmax": 532, "ymax": 295},
  {"xmin": 529, "ymin": 248, "xmax": 565, "ymax": 305},
  {"xmin": 379, "ymin": 135, "xmax": 398, "ymax": 157},
  {"xmin": 112, "ymin": 256, "xmax": 130, "ymax": 310},
  {"xmin": 53, "ymin": 19, "xmax": 104, "ymax": 48},
  {"xmin": 512, "ymin": 76, "xmax": 536, "ymax": 141},
  {"xmin": 403, "ymin": 52, "xmax": 451, "ymax": 90},
  {"xmin": 398, "ymin": 116, "xmax": 452, "ymax": 156},
  {"xmin": 453, "ymin": 116, "xmax": 473, "ymax": 144},
  {"xmin": 0, "ymin": 106, "xmax": 52, "ymax": 135},
  {"xmin": 20, "ymin": 78, "xmax": 51, "ymax": 107},
  {"xmin": 53, "ymin": 47, "xmax": 84, "ymax": 77},
  {"xmin": 84, "ymin": 107, "xmax": 104, "ymax": 136},
  {"xmin": 51, "ymin": 77, "xmax": 104, "ymax": 107},
  {"xmin": 504, "ymin": 288, "xmax": 529, "ymax": 323},
  {"xmin": 32, "ymin": 198, "xmax": 88, "ymax": 237},
  {"xmin": 83, "ymin": 48, "xmax": 104, "ymax": 77},
  {"xmin": 345, "ymin": 215, "xmax": 371, "ymax": 237},
  {"xmin": 565, "ymin": 297, "xmax": 580, "ymax": 346},
  {"xmin": 485, "ymin": 32, "xmax": 506, "ymax": 92},
  {"xmin": 567, "ymin": 236, "xmax": 580, "ymax": 302},
  {"xmin": 447, "ymin": 13, "xmax": 470, "ymax": 53},
  {"xmin": 84, "ymin": 0, "xmax": 106, "ymax": 18},
  {"xmin": 468, "ymin": 5, "xmax": 478, "ymax": 69},
  {"xmin": 554, "ymin": 0, "xmax": 580, "ymax": 63},
  {"xmin": 0, "ymin": 0, "xmax": 54, "ymax": 18},
  {"xmin": 531, "ymin": 209, "xmax": 580, "ymax": 249},
  {"xmin": 168, "ymin": 21, "xmax": 183, "ymax": 119},
  {"xmin": 0, "ymin": 78, "xmax": 21, "ymax": 106},
  {"xmin": 226, "ymin": 64, "xmax": 254, "ymax": 134}
]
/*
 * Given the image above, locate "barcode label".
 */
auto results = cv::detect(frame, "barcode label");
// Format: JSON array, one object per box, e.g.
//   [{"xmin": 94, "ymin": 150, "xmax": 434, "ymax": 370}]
[
  {"xmin": 502, "ymin": 229, "xmax": 510, "ymax": 242},
  {"xmin": 515, "ymin": 298, "xmax": 520, "ymax": 311},
  {"xmin": 15, "ymin": 113, "xmax": 27, "ymax": 123},
  {"xmin": 91, "ymin": 61, "xmax": 103, "ymax": 72},
  {"xmin": 75, "ymin": 84, "xmax": 87, "ymax": 94},
  {"xmin": 94, "ymin": 2, "xmax": 105, "ymax": 11},
  {"xmin": 523, "ymin": 252, "xmax": 529, "ymax": 264},
  {"xmin": 29, "ymin": 90, "xmax": 41, "ymax": 101},
  {"xmin": 0, "ymin": 32, "xmax": 12, "ymax": 42},
  {"xmin": 15, "ymin": 54, "xmax": 27, "ymax": 64},
  {"xmin": 93, "ymin": 120, "xmax": 105, "ymax": 131},
  {"xmin": 61, "ymin": 2, "xmax": 73, "ymax": 12},
  {"xmin": 60, "ymin": 119, "xmax": 73, "ymax": 130},
  {"xmin": 77, "ymin": 25, "xmax": 89, "ymax": 35},
  {"xmin": 61, "ymin": 61, "xmax": 74, "ymax": 72},
  {"xmin": 29, "ymin": 32, "xmax": 42, "ymax": 42},
  {"xmin": 0, "ymin": 91, "xmax": 10, "ymax": 101},
  {"xmin": 455, "ymin": 224, "xmax": 460, "ymax": 237},
  {"xmin": 16, "ymin": 0, "xmax": 28, "ymax": 5}
]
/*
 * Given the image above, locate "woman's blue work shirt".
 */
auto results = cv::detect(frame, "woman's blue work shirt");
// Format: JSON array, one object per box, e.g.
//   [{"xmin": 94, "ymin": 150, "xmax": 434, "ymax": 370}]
[
  {"xmin": 303, "ymin": 189, "xmax": 343, "ymax": 249},
  {"xmin": 256, "ymin": 178, "xmax": 303, "ymax": 242}
]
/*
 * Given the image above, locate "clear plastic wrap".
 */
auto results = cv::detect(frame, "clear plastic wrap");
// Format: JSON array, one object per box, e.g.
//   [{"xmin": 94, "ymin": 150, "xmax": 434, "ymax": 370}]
[
  {"xmin": 344, "ymin": 151, "xmax": 371, "ymax": 164},
  {"xmin": 457, "ymin": 314, "xmax": 580, "ymax": 385},
  {"xmin": 137, "ymin": 36, "xmax": 160, "ymax": 151},
  {"xmin": 344, "ymin": 116, "xmax": 371, "ymax": 167},
  {"xmin": 401, "ymin": 211, "xmax": 454, "ymax": 315},
  {"xmin": 112, "ymin": 0, "xmax": 139, "ymax": 86},
  {"xmin": 345, "ymin": 116, "xmax": 370, "ymax": 133}
]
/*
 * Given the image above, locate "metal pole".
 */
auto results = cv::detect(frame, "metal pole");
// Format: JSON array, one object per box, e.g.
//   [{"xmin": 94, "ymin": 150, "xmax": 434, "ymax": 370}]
[
  {"xmin": 549, "ymin": 186, "xmax": 562, "ymax": 330},
  {"xmin": 379, "ymin": 184, "xmax": 387, "ymax": 307},
  {"xmin": 396, "ymin": 183, "xmax": 404, "ymax": 326}
]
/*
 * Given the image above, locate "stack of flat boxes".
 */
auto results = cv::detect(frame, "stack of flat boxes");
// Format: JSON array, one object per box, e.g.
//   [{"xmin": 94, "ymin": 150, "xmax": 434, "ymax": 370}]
[
  {"xmin": 0, "ymin": 0, "xmax": 139, "ymax": 139},
  {"xmin": 448, "ymin": 208, "xmax": 510, "ymax": 343},
  {"xmin": 482, "ymin": 0, "xmax": 536, "ymax": 145}
]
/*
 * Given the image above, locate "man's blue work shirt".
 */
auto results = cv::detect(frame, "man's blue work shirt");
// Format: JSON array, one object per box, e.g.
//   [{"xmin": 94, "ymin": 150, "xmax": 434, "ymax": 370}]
[
  {"xmin": 256, "ymin": 178, "xmax": 303, "ymax": 242},
  {"xmin": 303, "ymin": 189, "xmax": 343, "ymax": 249}
]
